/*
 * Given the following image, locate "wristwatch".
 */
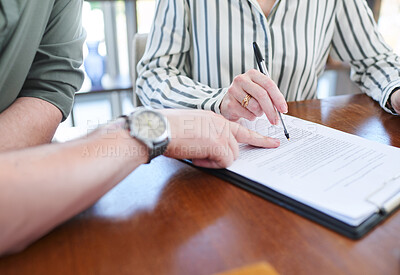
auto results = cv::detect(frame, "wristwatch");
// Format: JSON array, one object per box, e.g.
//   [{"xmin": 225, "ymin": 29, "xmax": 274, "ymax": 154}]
[
  {"xmin": 122, "ymin": 108, "xmax": 170, "ymax": 163},
  {"xmin": 386, "ymin": 88, "xmax": 400, "ymax": 113}
]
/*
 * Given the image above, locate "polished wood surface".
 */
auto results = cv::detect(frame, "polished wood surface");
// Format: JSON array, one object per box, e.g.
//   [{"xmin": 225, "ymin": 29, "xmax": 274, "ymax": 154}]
[{"xmin": 1, "ymin": 94, "xmax": 399, "ymax": 275}]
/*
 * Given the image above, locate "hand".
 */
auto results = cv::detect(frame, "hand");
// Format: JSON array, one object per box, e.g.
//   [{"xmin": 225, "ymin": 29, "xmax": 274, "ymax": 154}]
[
  {"xmin": 160, "ymin": 109, "xmax": 279, "ymax": 169},
  {"xmin": 220, "ymin": 69, "xmax": 288, "ymax": 124},
  {"xmin": 390, "ymin": 89, "xmax": 400, "ymax": 114}
]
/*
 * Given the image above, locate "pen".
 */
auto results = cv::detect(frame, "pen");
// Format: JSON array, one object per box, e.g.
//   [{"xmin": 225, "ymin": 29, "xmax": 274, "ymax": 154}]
[{"xmin": 253, "ymin": 42, "xmax": 290, "ymax": 140}]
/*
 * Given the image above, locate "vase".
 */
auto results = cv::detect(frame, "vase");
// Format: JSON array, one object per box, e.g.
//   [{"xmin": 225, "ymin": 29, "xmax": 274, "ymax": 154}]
[{"xmin": 84, "ymin": 41, "xmax": 105, "ymax": 91}]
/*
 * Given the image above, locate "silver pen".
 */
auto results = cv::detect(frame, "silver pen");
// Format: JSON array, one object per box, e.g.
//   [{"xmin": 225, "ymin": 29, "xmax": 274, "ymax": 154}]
[{"xmin": 253, "ymin": 42, "xmax": 289, "ymax": 140}]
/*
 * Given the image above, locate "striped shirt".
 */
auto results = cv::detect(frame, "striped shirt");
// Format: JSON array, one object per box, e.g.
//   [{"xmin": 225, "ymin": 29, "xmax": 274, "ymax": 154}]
[{"xmin": 136, "ymin": 0, "xmax": 400, "ymax": 115}]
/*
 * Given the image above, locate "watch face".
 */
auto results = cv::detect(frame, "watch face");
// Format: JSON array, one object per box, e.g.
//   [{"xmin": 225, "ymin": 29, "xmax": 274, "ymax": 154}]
[{"xmin": 131, "ymin": 110, "xmax": 167, "ymax": 140}]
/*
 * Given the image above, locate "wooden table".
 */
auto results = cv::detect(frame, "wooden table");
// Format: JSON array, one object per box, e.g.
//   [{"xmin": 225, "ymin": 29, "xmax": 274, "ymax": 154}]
[{"xmin": 1, "ymin": 94, "xmax": 399, "ymax": 275}]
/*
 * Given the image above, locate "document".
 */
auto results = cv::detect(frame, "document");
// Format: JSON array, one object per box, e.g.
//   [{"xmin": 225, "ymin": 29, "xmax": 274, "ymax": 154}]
[{"xmin": 229, "ymin": 115, "xmax": 400, "ymax": 226}]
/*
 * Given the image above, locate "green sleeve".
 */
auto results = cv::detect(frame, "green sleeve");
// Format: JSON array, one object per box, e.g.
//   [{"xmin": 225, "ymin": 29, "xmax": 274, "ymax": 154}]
[{"xmin": 19, "ymin": 0, "xmax": 86, "ymax": 121}]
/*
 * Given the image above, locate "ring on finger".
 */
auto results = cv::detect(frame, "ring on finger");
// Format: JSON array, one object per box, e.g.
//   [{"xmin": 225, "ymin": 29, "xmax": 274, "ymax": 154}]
[{"xmin": 241, "ymin": 94, "xmax": 252, "ymax": 108}]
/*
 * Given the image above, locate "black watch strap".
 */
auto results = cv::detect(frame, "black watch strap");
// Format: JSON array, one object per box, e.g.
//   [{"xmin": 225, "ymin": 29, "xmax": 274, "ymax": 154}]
[
  {"xmin": 386, "ymin": 88, "xmax": 400, "ymax": 113},
  {"xmin": 147, "ymin": 139, "xmax": 169, "ymax": 163}
]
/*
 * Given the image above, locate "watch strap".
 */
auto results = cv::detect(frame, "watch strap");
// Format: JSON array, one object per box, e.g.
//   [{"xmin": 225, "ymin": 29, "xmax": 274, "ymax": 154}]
[
  {"xmin": 386, "ymin": 88, "xmax": 400, "ymax": 113},
  {"xmin": 147, "ymin": 139, "xmax": 169, "ymax": 164}
]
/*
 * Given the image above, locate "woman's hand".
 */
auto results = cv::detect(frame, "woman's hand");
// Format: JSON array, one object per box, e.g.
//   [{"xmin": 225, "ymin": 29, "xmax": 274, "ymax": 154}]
[{"xmin": 220, "ymin": 69, "xmax": 288, "ymax": 124}]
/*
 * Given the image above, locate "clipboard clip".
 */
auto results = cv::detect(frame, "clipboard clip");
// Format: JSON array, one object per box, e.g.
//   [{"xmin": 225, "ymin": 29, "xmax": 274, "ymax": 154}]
[{"xmin": 366, "ymin": 173, "xmax": 400, "ymax": 215}]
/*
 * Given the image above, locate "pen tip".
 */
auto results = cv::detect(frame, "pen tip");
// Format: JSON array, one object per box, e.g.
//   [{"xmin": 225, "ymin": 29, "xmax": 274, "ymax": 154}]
[{"xmin": 285, "ymin": 134, "xmax": 290, "ymax": 140}]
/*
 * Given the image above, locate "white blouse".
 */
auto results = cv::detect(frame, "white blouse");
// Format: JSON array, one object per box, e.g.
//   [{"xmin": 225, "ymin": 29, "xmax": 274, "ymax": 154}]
[{"xmin": 137, "ymin": 0, "xmax": 400, "ymax": 114}]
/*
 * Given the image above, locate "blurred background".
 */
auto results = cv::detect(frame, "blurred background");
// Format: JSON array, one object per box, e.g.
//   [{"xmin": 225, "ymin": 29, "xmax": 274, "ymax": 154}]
[{"xmin": 57, "ymin": 0, "xmax": 400, "ymax": 133}]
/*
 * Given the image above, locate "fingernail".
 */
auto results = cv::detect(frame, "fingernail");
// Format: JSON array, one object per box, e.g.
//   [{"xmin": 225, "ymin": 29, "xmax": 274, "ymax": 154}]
[
  {"xmin": 273, "ymin": 139, "xmax": 280, "ymax": 146},
  {"xmin": 281, "ymin": 104, "xmax": 288, "ymax": 114}
]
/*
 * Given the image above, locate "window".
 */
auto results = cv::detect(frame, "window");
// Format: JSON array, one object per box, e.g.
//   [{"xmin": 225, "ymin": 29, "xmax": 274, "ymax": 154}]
[
  {"xmin": 378, "ymin": 0, "xmax": 400, "ymax": 55},
  {"xmin": 137, "ymin": 0, "xmax": 156, "ymax": 34},
  {"xmin": 62, "ymin": 0, "xmax": 157, "ymax": 128}
]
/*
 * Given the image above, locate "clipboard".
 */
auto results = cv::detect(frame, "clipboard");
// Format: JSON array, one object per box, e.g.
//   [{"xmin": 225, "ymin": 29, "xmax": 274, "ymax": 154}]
[{"xmin": 184, "ymin": 160, "xmax": 400, "ymax": 239}]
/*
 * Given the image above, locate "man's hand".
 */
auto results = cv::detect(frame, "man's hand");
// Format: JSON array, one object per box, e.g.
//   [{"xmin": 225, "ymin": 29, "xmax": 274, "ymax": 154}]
[
  {"xmin": 0, "ymin": 97, "xmax": 62, "ymax": 152},
  {"xmin": 160, "ymin": 109, "xmax": 280, "ymax": 169},
  {"xmin": 390, "ymin": 89, "xmax": 400, "ymax": 114},
  {"xmin": 220, "ymin": 69, "xmax": 288, "ymax": 124}
]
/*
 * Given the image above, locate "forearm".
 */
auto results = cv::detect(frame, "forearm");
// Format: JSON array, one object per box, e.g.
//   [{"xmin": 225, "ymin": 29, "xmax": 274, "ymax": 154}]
[
  {"xmin": 350, "ymin": 54, "xmax": 400, "ymax": 115},
  {"xmin": 136, "ymin": 66, "xmax": 227, "ymax": 113},
  {"xmin": 0, "ymin": 97, "xmax": 62, "ymax": 152},
  {"xmin": 136, "ymin": 0, "xmax": 227, "ymax": 112},
  {"xmin": 331, "ymin": 0, "xmax": 400, "ymax": 114},
  {"xmin": 0, "ymin": 123, "xmax": 147, "ymax": 256}
]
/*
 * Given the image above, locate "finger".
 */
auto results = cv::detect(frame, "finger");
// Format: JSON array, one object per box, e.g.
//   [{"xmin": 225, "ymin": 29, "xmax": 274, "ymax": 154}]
[
  {"xmin": 229, "ymin": 122, "xmax": 280, "ymax": 148},
  {"xmin": 225, "ymin": 94, "xmax": 257, "ymax": 121},
  {"xmin": 248, "ymin": 70, "xmax": 288, "ymax": 114},
  {"xmin": 236, "ymin": 73, "xmax": 278, "ymax": 124},
  {"xmin": 244, "ymin": 84, "xmax": 278, "ymax": 125},
  {"xmin": 228, "ymin": 133, "xmax": 240, "ymax": 160},
  {"xmin": 195, "ymin": 141, "xmax": 235, "ymax": 168},
  {"xmin": 231, "ymin": 85, "xmax": 264, "ymax": 117},
  {"xmin": 246, "ymin": 97, "xmax": 264, "ymax": 117},
  {"xmin": 192, "ymin": 158, "xmax": 233, "ymax": 169},
  {"xmin": 216, "ymin": 141, "xmax": 235, "ymax": 167}
]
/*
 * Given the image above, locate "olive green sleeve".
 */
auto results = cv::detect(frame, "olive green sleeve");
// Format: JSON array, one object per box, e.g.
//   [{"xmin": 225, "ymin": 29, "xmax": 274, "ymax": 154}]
[{"xmin": 19, "ymin": 0, "xmax": 86, "ymax": 121}]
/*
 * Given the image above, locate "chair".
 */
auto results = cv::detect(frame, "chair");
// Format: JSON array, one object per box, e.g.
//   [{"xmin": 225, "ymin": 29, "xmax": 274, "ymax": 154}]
[{"xmin": 131, "ymin": 33, "xmax": 148, "ymax": 107}]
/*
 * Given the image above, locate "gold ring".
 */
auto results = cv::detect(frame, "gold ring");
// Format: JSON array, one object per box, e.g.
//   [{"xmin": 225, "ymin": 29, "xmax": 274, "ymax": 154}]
[{"xmin": 241, "ymin": 94, "xmax": 252, "ymax": 108}]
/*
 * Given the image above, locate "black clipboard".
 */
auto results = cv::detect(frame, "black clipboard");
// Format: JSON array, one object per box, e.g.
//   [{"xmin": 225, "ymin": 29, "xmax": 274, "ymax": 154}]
[{"xmin": 183, "ymin": 160, "xmax": 400, "ymax": 240}]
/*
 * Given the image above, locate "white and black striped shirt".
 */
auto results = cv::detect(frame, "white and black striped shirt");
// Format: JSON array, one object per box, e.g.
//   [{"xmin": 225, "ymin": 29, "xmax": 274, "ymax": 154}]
[{"xmin": 136, "ymin": 0, "xmax": 400, "ymax": 114}]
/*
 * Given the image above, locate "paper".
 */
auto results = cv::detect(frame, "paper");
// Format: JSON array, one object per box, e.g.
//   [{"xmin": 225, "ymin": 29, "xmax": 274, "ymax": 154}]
[{"xmin": 228, "ymin": 115, "xmax": 400, "ymax": 226}]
